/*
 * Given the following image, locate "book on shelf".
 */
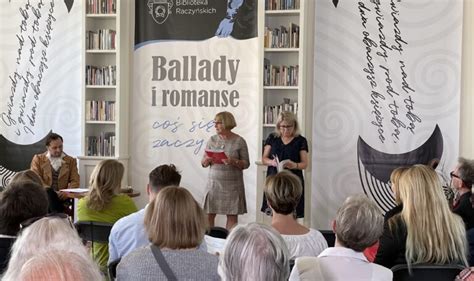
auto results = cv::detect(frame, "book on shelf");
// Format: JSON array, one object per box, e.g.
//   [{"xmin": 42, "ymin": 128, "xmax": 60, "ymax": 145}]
[
  {"xmin": 86, "ymin": 132, "xmax": 116, "ymax": 157},
  {"xmin": 85, "ymin": 100, "xmax": 116, "ymax": 121},
  {"xmin": 263, "ymin": 99, "xmax": 298, "ymax": 125},
  {"xmin": 264, "ymin": 59, "xmax": 299, "ymax": 86},
  {"xmin": 87, "ymin": 0, "xmax": 117, "ymax": 14},
  {"xmin": 86, "ymin": 29, "xmax": 116, "ymax": 50},
  {"xmin": 265, "ymin": 0, "xmax": 300, "ymax": 10},
  {"xmin": 264, "ymin": 23, "xmax": 299, "ymax": 48},
  {"xmin": 86, "ymin": 65, "xmax": 117, "ymax": 86}
]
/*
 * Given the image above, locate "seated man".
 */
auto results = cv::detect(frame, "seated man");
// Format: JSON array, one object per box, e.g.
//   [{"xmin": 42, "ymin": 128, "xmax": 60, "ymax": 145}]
[
  {"xmin": 108, "ymin": 164, "xmax": 181, "ymax": 263},
  {"xmin": 451, "ymin": 157, "xmax": 474, "ymax": 230},
  {"xmin": 30, "ymin": 133, "xmax": 80, "ymax": 213},
  {"xmin": 289, "ymin": 195, "xmax": 392, "ymax": 281}
]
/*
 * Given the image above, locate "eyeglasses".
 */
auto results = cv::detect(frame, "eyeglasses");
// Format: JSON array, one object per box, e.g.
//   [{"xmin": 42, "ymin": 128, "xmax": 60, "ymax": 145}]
[
  {"xmin": 450, "ymin": 171, "xmax": 461, "ymax": 179},
  {"xmin": 20, "ymin": 213, "xmax": 73, "ymax": 230},
  {"xmin": 214, "ymin": 121, "xmax": 223, "ymax": 125},
  {"xmin": 279, "ymin": 125, "xmax": 294, "ymax": 129}
]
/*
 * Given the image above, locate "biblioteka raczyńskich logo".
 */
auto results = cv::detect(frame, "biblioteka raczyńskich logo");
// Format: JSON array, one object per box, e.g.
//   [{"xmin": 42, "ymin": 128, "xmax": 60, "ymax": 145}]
[{"xmin": 148, "ymin": 0, "xmax": 173, "ymax": 24}]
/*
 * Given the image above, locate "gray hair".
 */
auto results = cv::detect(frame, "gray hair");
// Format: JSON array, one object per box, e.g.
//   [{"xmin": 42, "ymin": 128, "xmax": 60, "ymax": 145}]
[
  {"xmin": 458, "ymin": 157, "xmax": 474, "ymax": 187},
  {"xmin": 219, "ymin": 223, "xmax": 290, "ymax": 281},
  {"xmin": 2, "ymin": 217, "xmax": 93, "ymax": 281},
  {"xmin": 16, "ymin": 250, "xmax": 103, "ymax": 281},
  {"xmin": 334, "ymin": 194, "xmax": 383, "ymax": 252}
]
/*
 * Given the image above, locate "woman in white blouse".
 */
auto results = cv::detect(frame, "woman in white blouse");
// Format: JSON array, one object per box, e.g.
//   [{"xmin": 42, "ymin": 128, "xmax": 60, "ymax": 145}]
[{"xmin": 264, "ymin": 171, "xmax": 327, "ymax": 259}]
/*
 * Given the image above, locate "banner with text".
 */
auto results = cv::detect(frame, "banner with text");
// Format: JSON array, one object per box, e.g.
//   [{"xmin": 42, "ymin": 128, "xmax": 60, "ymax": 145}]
[
  {"xmin": 312, "ymin": 0, "xmax": 463, "ymax": 228},
  {"xmin": 132, "ymin": 0, "xmax": 258, "ymax": 222},
  {"xmin": 0, "ymin": 0, "xmax": 81, "ymax": 186}
]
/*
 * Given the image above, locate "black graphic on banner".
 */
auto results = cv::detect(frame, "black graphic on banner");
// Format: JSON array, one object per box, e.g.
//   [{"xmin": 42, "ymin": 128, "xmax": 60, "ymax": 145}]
[
  {"xmin": 135, "ymin": 0, "xmax": 257, "ymax": 45},
  {"xmin": 357, "ymin": 125, "xmax": 443, "ymax": 213}
]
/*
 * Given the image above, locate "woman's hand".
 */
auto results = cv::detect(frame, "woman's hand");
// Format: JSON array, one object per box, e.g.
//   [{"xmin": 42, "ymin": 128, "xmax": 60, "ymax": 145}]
[
  {"xmin": 283, "ymin": 160, "xmax": 298, "ymax": 170},
  {"xmin": 269, "ymin": 158, "xmax": 278, "ymax": 167},
  {"xmin": 202, "ymin": 156, "xmax": 214, "ymax": 167},
  {"xmin": 223, "ymin": 157, "xmax": 241, "ymax": 168}
]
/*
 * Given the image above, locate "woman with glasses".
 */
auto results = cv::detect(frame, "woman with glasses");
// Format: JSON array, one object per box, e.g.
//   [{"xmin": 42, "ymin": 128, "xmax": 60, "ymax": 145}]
[
  {"xmin": 375, "ymin": 164, "xmax": 468, "ymax": 268},
  {"xmin": 77, "ymin": 159, "xmax": 137, "ymax": 271},
  {"xmin": 201, "ymin": 111, "xmax": 249, "ymax": 230},
  {"xmin": 262, "ymin": 111, "xmax": 308, "ymax": 218}
]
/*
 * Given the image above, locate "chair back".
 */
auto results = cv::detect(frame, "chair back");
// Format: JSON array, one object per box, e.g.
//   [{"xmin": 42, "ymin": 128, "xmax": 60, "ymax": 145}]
[
  {"xmin": 319, "ymin": 230, "xmax": 335, "ymax": 247},
  {"xmin": 391, "ymin": 263, "xmax": 466, "ymax": 281},
  {"xmin": 108, "ymin": 258, "xmax": 121, "ymax": 280},
  {"xmin": 75, "ymin": 221, "xmax": 113, "ymax": 243},
  {"xmin": 206, "ymin": 226, "xmax": 229, "ymax": 239},
  {"xmin": 0, "ymin": 237, "xmax": 15, "ymax": 274}
]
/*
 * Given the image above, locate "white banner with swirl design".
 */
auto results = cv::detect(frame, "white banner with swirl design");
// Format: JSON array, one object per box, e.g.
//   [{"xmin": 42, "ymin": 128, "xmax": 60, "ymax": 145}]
[
  {"xmin": 0, "ymin": 0, "xmax": 81, "ymax": 186},
  {"xmin": 312, "ymin": 0, "xmax": 463, "ymax": 229},
  {"xmin": 131, "ymin": 18, "xmax": 259, "ymax": 224}
]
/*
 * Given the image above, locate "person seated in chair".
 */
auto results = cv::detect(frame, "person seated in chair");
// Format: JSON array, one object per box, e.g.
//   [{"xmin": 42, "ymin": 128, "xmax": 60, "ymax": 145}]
[
  {"xmin": 289, "ymin": 195, "xmax": 392, "ymax": 281},
  {"xmin": 108, "ymin": 164, "xmax": 181, "ymax": 263},
  {"xmin": 451, "ymin": 157, "xmax": 474, "ymax": 230},
  {"xmin": 0, "ymin": 180, "xmax": 49, "ymax": 273},
  {"xmin": 117, "ymin": 186, "xmax": 219, "ymax": 280},
  {"xmin": 264, "ymin": 171, "xmax": 327, "ymax": 259},
  {"xmin": 30, "ymin": 133, "xmax": 80, "ymax": 213},
  {"xmin": 77, "ymin": 159, "xmax": 137, "ymax": 272}
]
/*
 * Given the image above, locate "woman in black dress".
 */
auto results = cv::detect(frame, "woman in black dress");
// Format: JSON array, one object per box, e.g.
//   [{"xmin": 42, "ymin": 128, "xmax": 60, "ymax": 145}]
[{"xmin": 261, "ymin": 111, "xmax": 308, "ymax": 218}]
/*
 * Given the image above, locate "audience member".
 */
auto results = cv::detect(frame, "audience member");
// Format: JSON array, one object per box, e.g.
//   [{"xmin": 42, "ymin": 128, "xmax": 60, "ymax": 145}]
[
  {"xmin": 77, "ymin": 159, "xmax": 137, "ymax": 271},
  {"xmin": 0, "ymin": 181, "xmax": 48, "ymax": 237},
  {"xmin": 30, "ymin": 133, "xmax": 80, "ymax": 213},
  {"xmin": 384, "ymin": 167, "xmax": 408, "ymax": 221},
  {"xmin": 14, "ymin": 250, "xmax": 103, "ymax": 281},
  {"xmin": 219, "ymin": 222, "xmax": 290, "ymax": 281},
  {"xmin": 375, "ymin": 164, "xmax": 468, "ymax": 268},
  {"xmin": 289, "ymin": 194, "xmax": 391, "ymax": 281},
  {"xmin": 108, "ymin": 164, "xmax": 181, "ymax": 263},
  {"xmin": 117, "ymin": 186, "xmax": 218, "ymax": 280},
  {"xmin": 2, "ymin": 215, "xmax": 99, "ymax": 280},
  {"xmin": 0, "ymin": 180, "xmax": 49, "ymax": 273},
  {"xmin": 7, "ymin": 170, "xmax": 43, "ymax": 186},
  {"xmin": 451, "ymin": 157, "xmax": 474, "ymax": 229},
  {"xmin": 264, "ymin": 171, "xmax": 327, "ymax": 258}
]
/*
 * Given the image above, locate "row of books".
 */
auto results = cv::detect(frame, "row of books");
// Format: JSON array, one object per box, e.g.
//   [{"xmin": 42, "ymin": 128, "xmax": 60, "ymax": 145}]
[
  {"xmin": 85, "ymin": 100, "xmax": 115, "ymax": 121},
  {"xmin": 264, "ymin": 59, "xmax": 299, "ymax": 86},
  {"xmin": 86, "ymin": 65, "xmax": 117, "ymax": 86},
  {"xmin": 86, "ymin": 30, "xmax": 116, "ymax": 50},
  {"xmin": 266, "ymin": 0, "xmax": 300, "ymax": 10},
  {"xmin": 264, "ymin": 24, "xmax": 300, "ymax": 48},
  {"xmin": 263, "ymin": 101, "xmax": 298, "ymax": 124},
  {"xmin": 86, "ymin": 133, "xmax": 116, "ymax": 157},
  {"xmin": 86, "ymin": 0, "xmax": 116, "ymax": 14}
]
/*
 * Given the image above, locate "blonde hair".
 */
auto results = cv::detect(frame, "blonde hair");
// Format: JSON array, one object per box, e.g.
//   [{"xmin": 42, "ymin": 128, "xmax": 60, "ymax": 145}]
[
  {"xmin": 144, "ymin": 186, "xmax": 207, "ymax": 249},
  {"xmin": 274, "ymin": 111, "xmax": 300, "ymax": 137},
  {"xmin": 86, "ymin": 159, "xmax": 124, "ymax": 211},
  {"xmin": 264, "ymin": 171, "xmax": 302, "ymax": 215},
  {"xmin": 396, "ymin": 164, "xmax": 467, "ymax": 266},
  {"xmin": 215, "ymin": 111, "xmax": 237, "ymax": 130},
  {"xmin": 390, "ymin": 167, "xmax": 409, "ymax": 204}
]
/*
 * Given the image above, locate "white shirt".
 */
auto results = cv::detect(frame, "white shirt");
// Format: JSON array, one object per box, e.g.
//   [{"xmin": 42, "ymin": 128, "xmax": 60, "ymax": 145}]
[
  {"xmin": 289, "ymin": 247, "xmax": 393, "ymax": 281},
  {"xmin": 108, "ymin": 206, "xmax": 149, "ymax": 264},
  {"xmin": 281, "ymin": 228, "xmax": 328, "ymax": 259}
]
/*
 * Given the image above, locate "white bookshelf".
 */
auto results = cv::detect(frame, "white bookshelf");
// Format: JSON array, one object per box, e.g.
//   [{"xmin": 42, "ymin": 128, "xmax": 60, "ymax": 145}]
[
  {"xmin": 78, "ymin": 0, "xmax": 131, "ymax": 187},
  {"xmin": 257, "ymin": 0, "xmax": 313, "ymax": 224}
]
